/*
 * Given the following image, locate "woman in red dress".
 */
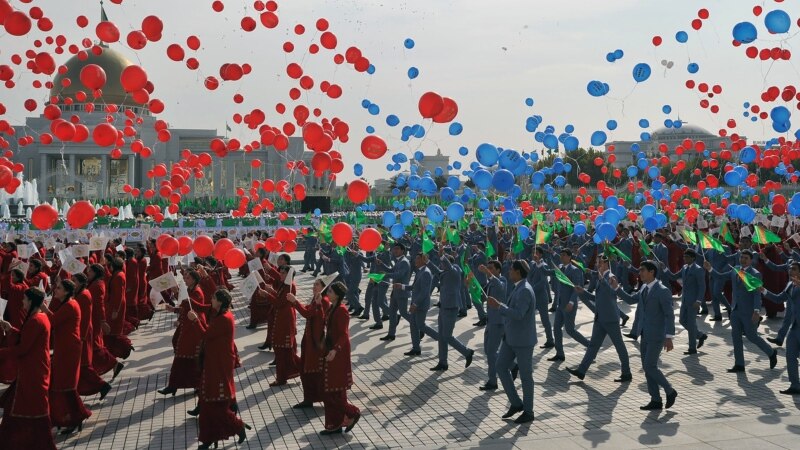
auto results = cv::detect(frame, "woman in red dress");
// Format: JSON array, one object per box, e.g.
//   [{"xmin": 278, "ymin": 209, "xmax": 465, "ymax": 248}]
[
  {"xmin": 147, "ymin": 239, "xmax": 170, "ymax": 305},
  {"xmin": 194, "ymin": 289, "xmax": 249, "ymax": 449},
  {"xmin": 135, "ymin": 245, "xmax": 154, "ymax": 321},
  {"xmin": 73, "ymin": 273, "xmax": 113, "ymax": 399},
  {"xmin": 256, "ymin": 264, "xmax": 300, "ymax": 386},
  {"xmin": 0, "ymin": 268, "xmax": 27, "ymax": 384},
  {"xmin": 0, "ymin": 287, "xmax": 57, "ymax": 450},
  {"xmin": 319, "ymin": 281, "xmax": 361, "ymax": 435},
  {"xmin": 286, "ymin": 274, "xmax": 334, "ymax": 409},
  {"xmin": 87, "ymin": 264, "xmax": 124, "ymax": 379},
  {"xmin": 104, "ymin": 257, "xmax": 134, "ymax": 360},
  {"xmin": 123, "ymin": 248, "xmax": 140, "ymax": 333},
  {"xmin": 158, "ymin": 269, "xmax": 207, "ymax": 396},
  {"xmin": 25, "ymin": 258, "xmax": 50, "ymax": 293},
  {"xmin": 41, "ymin": 279, "xmax": 92, "ymax": 434}
]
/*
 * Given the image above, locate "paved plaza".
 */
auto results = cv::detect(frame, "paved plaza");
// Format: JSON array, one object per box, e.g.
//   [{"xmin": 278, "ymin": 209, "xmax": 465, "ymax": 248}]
[{"xmin": 50, "ymin": 259, "xmax": 800, "ymax": 449}]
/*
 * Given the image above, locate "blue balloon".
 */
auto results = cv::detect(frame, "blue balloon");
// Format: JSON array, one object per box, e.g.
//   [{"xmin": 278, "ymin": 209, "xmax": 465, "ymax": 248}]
[
  {"xmin": 626, "ymin": 165, "xmax": 638, "ymax": 178},
  {"xmin": 531, "ymin": 171, "xmax": 545, "ymax": 185},
  {"xmin": 765, "ymin": 10, "xmax": 791, "ymax": 34},
  {"xmin": 641, "ymin": 204, "xmax": 656, "ymax": 219},
  {"xmin": 737, "ymin": 204, "xmax": 756, "ymax": 224},
  {"xmin": 440, "ymin": 187, "xmax": 455, "ymax": 202},
  {"xmin": 613, "ymin": 49, "xmax": 624, "ymax": 59},
  {"xmin": 687, "ymin": 62, "xmax": 699, "ymax": 74},
  {"xmin": 492, "ymin": 169, "xmax": 515, "ymax": 192},
  {"xmin": 590, "ymin": 130, "xmax": 608, "ymax": 146},
  {"xmin": 313, "ymin": 208, "xmax": 321, "ymax": 217},
  {"xmin": 476, "ymin": 143, "xmax": 499, "ymax": 166},
  {"xmin": 473, "ymin": 169, "xmax": 493, "ymax": 190},
  {"xmin": 644, "ymin": 217, "xmax": 659, "ymax": 232},
  {"xmin": 639, "ymin": 118, "xmax": 650, "ymax": 128},
  {"xmin": 386, "ymin": 114, "xmax": 400, "ymax": 126},
  {"xmin": 367, "ymin": 64, "xmax": 375, "ymax": 74},
  {"xmin": 404, "ymin": 38, "xmax": 415, "ymax": 49},
  {"xmin": 400, "ymin": 210, "xmax": 414, "ymax": 226},
  {"xmin": 574, "ymin": 222, "xmax": 587, "ymax": 237},
  {"xmin": 723, "ymin": 170, "xmax": 742, "ymax": 186},
  {"xmin": 606, "ymin": 196, "xmax": 619, "ymax": 208},
  {"xmin": 449, "ymin": 122, "xmax": 463, "ymax": 136},
  {"xmin": 740, "ymin": 146, "xmax": 756, "ymax": 163},
  {"xmin": 632, "ymin": 63, "xmax": 652, "ymax": 82},
  {"xmin": 426, "ymin": 205, "xmax": 445, "ymax": 223},
  {"xmin": 597, "ymin": 223, "xmax": 617, "ymax": 241},
  {"xmin": 382, "ymin": 211, "xmax": 396, "ymax": 227},
  {"xmin": 390, "ymin": 223, "xmax": 405, "ymax": 239},
  {"xmin": 525, "ymin": 97, "xmax": 534, "ymax": 107},
  {"xmin": 647, "ymin": 166, "xmax": 660, "ymax": 179},
  {"xmin": 587, "ymin": 80, "xmax": 610, "ymax": 97},
  {"xmin": 368, "ymin": 104, "xmax": 380, "ymax": 115},
  {"xmin": 458, "ymin": 146, "xmax": 468, "ymax": 156},
  {"xmin": 407, "ymin": 67, "xmax": 419, "ymax": 79},
  {"xmin": 446, "ymin": 202, "xmax": 465, "ymax": 221},
  {"xmin": 564, "ymin": 135, "xmax": 579, "ymax": 151},
  {"xmin": 732, "ymin": 22, "xmax": 758, "ymax": 43},
  {"xmin": 662, "ymin": 105, "xmax": 672, "ymax": 114},
  {"xmin": 554, "ymin": 175, "xmax": 566, "ymax": 187},
  {"xmin": 543, "ymin": 134, "xmax": 559, "ymax": 150},
  {"xmin": 607, "ymin": 119, "xmax": 618, "ymax": 130},
  {"xmin": 354, "ymin": 163, "xmax": 363, "ymax": 177},
  {"xmin": 771, "ymin": 106, "xmax": 791, "ymax": 122},
  {"xmin": 676, "ymin": 31, "xmax": 689, "ymax": 43}
]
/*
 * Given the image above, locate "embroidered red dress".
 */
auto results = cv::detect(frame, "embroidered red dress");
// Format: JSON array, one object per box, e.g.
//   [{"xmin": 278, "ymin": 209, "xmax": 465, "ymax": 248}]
[
  {"xmin": 137, "ymin": 257, "xmax": 154, "ymax": 321},
  {"xmin": 89, "ymin": 277, "xmax": 118, "ymax": 375},
  {"xmin": 167, "ymin": 285, "xmax": 207, "ymax": 390},
  {"xmin": 322, "ymin": 303, "xmax": 360, "ymax": 430},
  {"xmin": 293, "ymin": 296, "xmax": 330, "ymax": 403},
  {"xmin": 123, "ymin": 257, "xmax": 140, "ymax": 333},
  {"xmin": 104, "ymin": 270, "xmax": 133, "ymax": 360},
  {"xmin": 0, "ymin": 312, "xmax": 57, "ymax": 450},
  {"xmin": 75, "ymin": 287, "xmax": 107, "ymax": 395},
  {"xmin": 263, "ymin": 278, "xmax": 300, "ymax": 383},
  {"xmin": 0, "ymin": 279, "xmax": 28, "ymax": 384}
]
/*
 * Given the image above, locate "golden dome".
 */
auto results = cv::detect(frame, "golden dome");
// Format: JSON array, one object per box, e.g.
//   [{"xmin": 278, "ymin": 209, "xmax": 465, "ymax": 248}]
[{"xmin": 50, "ymin": 46, "xmax": 140, "ymax": 108}]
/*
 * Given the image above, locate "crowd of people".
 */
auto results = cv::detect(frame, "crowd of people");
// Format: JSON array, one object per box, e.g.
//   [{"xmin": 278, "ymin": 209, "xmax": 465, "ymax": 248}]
[{"xmin": 0, "ymin": 216, "xmax": 798, "ymax": 447}]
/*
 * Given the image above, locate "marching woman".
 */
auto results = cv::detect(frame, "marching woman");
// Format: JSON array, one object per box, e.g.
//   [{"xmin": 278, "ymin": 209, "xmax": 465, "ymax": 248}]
[
  {"xmin": 73, "ymin": 273, "xmax": 112, "ymax": 399},
  {"xmin": 0, "ymin": 269, "xmax": 27, "ymax": 384},
  {"xmin": 135, "ymin": 245, "xmax": 154, "ymax": 321},
  {"xmin": 256, "ymin": 264, "xmax": 300, "ymax": 386},
  {"xmin": 319, "ymin": 281, "xmax": 361, "ymax": 435},
  {"xmin": 0, "ymin": 287, "xmax": 57, "ymax": 450},
  {"xmin": 41, "ymin": 279, "xmax": 92, "ymax": 434},
  {"xmin": 194, "ymin": 289, "xmax": 250, "ymax": 449},
  {"xmin": 87, "ymin": 264, "xmax": 124, "ymax": 379},
  {"xmin": 158, "ymin": 269, "xmax": 207, "ymax": 396},
  {"xmin": 286, "ymin": 273, "xmax": 336, "ymax": 409},
  {"xmin": 123, "ymin": 248, "xmax": 140, "ymax": 333},
  {"xmin": 104, "ymin": 257, "xmax": 134, "ymax": 360}
]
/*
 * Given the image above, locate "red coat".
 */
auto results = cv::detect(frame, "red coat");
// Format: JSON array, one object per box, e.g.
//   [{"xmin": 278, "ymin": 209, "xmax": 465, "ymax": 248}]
[
  {"xmin": 75, "ymin": 288, "xmax": 94, "ymax": 367},
  {"xmin": 200, "ymin": 310, "xmax": 237, "ymax": 403},
  {"xmin": 268, "ymin": 284, "xmax": 297, "ymax": 349},
  {"xmin": 0, "ymin": 312, "xmax": 51, "ymax": 417},
  {"xmin": 25, "ymin": 271, "xmax": 49, "ymax": 294},
  {"xmin": 199, "ymin": 276, "xmax": 218, "ymax": 306},
  {"xmin": 294, "ymin": 297, "xmax": 330, "ymax": 374},
  {"xmin": 137, "ymin": 258, "xmax": 147, "ymax": 301},
  {"xmin": 147, "ymin": 250, "xmax": 166, "ymax": 282},
  {"xmin": 1, "ymin": 279, "xmax": 28, "ymax": 328},
  {"xmin": 125, "ymin": 258, "xmax": 139, "ymax": 306},
  {"xmin": 106, "ymin": 271, "xmax": 126, "ymax": 336},
  {"xmin": 88, "ymin": 278, "xmax": 107, "ymax": 346},
  {"xmin": 323, "ymin": 303, "xmax": 353, "ymax": 393},
  {"xmin": 46, "ymin": 298, "xmax": 81, "ymax": 391},
  {"xmin": 0, "ymin": 249, "xmax": 16, "ymax": 273},
  {"xmin": 174, "ymin": 285, "xmax": 207, "ymax": 359}
]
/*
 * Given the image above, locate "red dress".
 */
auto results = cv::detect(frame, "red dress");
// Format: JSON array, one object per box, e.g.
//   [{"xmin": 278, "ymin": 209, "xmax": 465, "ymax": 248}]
[
  {"xmin": 89, "ymin": 278, "xmax": 118, "ymax": 375},
  {"xmin": 0, "ymin": 279, "xmax": 28, "ymax": 384},
  {"xmin": 293, "ymin": 297, "xmax": 330, "ymax": 403},
  {"xmin": 46, "ymin": 297, "xmax": 92, "ymax": 427},
  {"xmin": 167, "ymin": 285, "xmax": 207, "ymax": 389},
  {"xmin": 105, "ymin": 271, "xmax": 133, "ymax": 359},
  {"xmin": 124, "ymin": 257, "xmax": 140, "ymax": 332},
  {"xmin": 137, "ymin": 257, "xmax": 153, "ymax": 321},
  {"xmin": 0, "ymin": 312, "xmax": 57, "ymax": 450},
  {"xmin": 322, "ymin": 303, "xmax": 359, "ymax": 430},
  {"xmin": 264, "ymin": 279, "xmax": 300, "ymax": 383},
  {"xmin": 76, "ymin": 287, "xmax": 106, "ymax": 395},
  {"xmin": 198, "ymin": 309, "xmax": 244, "ymax": 445},
  {"xmin": 25, "ymin": 271, "xmax": 49, "ymax": 294}
]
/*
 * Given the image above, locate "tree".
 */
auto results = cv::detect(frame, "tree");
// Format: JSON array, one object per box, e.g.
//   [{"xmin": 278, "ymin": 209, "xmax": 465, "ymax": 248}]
[
  {"xmin": 389, "ymin": 174, "xmax": 408, "ymax": 193},
  {"xmin": 434, "ymin": 175, "xmax": 448, "ymax": 189}
]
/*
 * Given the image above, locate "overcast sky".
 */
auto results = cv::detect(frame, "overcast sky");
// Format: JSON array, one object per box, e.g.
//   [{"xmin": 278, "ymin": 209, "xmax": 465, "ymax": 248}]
[{"xmin": 2, "ymin": 0, "xmax": 798, "ymax": 182}]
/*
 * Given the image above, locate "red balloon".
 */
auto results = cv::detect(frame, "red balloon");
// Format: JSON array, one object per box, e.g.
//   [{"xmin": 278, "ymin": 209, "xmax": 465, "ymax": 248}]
[
  {"xmin": 347, "ymin": 179, "xmax": 370, "ymax": 204},
  {"xmin": 193, "ymin": 235, "xmax": 214, "ymax": 257},
  {"xmin": 331, "ymin": 222, "xmax": 353, "ymax": 247},
  {"xmin": 213, "ymin": 238, "xmax": 235, "ymax": 261},
  {"xmin": 96, "ymin": 21, "xmax": 120, "ymax": 43},
  {"xmin": 310, "ymin": 152, "xmax": 332, "ymax": 171},
  {"xmin": 80, "ymin": 64, "xmax": 107, "ymax": 90},
  {"xmin": 432, "ymin": 97, "xmax": 458, "ymax": 123},
  {"xmin": 141, "ymin": 15, "xmax": 164, "ymax": 41},
  {"xmin": 418, "ymin": 92, "xmax": 444, "ymax": 119},
  {"xmin": 358, "ymin": 228, "xmax": 381, "ymax": 252},
  {"xmin": 178, "ymin": 236, "xmax": 193, "ymax": 256},
  {"xmin": 294, "ymin": 183, "xmax": 306, "ymax": 201},
  {"xmin": 283, "ymin": 240, "xmax": 297, "ymax": 253},
  {"xmin": 167, "ymin": 44, "xmax": 185, "ymax": 61},
  {"xmin": 223, "ymin": 248, "xmax": 246, "ymax": 269},
  {"xmin": 159, "ymin": 235, "xmax": 179, "ymax": 256},
  {"xmin": 31, "ymin": 204, "xmax": 59, "ymax": 230},
  {"xmin": 93, "ymin": 123, "xmax": 118, "ymax": 147},
  {"xmin": 4, "ymin": 11, "xmax": 32, "ymax": 36},
  {"xmin": 120, "ymin": 65, "xmax": 148, "ymax": 92},
  {"xmin": 66, "ymin": 201, "xmax": 95, "ymax": 229},
  {"xmin": 275, "ymin": 227, "xmax": 290, "ymax": 241},
  {"xmin": 361, "ymin": 135, "xmax": 388, "ymax": 160},
  {"xmin": 265, "ymin": 237, "xmax": 281, "ymax": 252}
]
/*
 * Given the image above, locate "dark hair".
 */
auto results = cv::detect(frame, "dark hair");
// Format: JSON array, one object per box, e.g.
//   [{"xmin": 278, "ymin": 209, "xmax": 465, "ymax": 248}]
[
  {"xmin": 10, "ymin": 268, "xmax": 24, "ymax": 283},
  {"xmin": 213, "ymin": 289, "xmax": 233, "ymax": 315},
  {"xmin": 22, "ymin": 287, "xmax": 46, "ymax": 333},
  {"xmin": 791, "ymin": 262, "xmax": 800, "ymax": 272},
  {"xmin": 278, "ymin": 265, "xmax": 291, "ymax": 274},
  {"xmin": 535, "ymin": 247, "xmax": 545, "ymax": 257},
  {"xmin": 124, "ymin": 248, "xmax": 135, "ymax": 259},
  {"xmin": 488, "ymin": 260, "xmax": 502, "ymax": 271},
  {"xmin": 512, "ymin": 259, "xmax": 530, "ymax": 278},
  {"xmin": 741, "ymin": 249, "xmax": 754, "ymax": 259},
  {"xmin": 393, "ymin": 242, "xmax": 406, "ymax": 252},
  {"xmin": 640, "ymin": 260, "xmax": 659, "ymax": 276},
  {"xmin": 560, "ymin": 249, "xmax": 573, "ymax": 258},
  {"xmin": 103, "ymin": 253, "xmax": 114, "ymax": 264},
  {"xmin": 59, "ymin": 278, "xmax": 76, "ymax": 300},
  {"xmin": 88, "ymin": 264, "xmax": 105, "ymax": 280},
  {"xmin": 185, "ymin": 269, "xmax": 201, "ymax": 285},
  {"xmin": 684, "ymin": 249, "xmax": 697, "ymax": 259},
  {"xmin": 324, "ymin": 281, "xmax": 349, "ymax": 344},
  {"xmin": 111, "ymin": 257, "xmax": 125, "ymax": 272},
  {"xmin": 277, "ymin": 254, "xmax": 291, "ymax": 265},
  {"xmin": 72, "ymin": 272, "xmax": 88, "ymax": 289},
  {"xmin": 325, "ymin": 280, "xmax": 347, "ymax": 301},
  {"xmin": 29, "ymin": 259, "xmax": 42, "ymax": 271}
]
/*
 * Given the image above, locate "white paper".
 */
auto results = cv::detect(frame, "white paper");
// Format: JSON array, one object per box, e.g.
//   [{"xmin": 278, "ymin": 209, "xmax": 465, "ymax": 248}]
[
  {"xmin": 241, "ymin": 272, "xmax": 262, "ymax": 300},
  {"xmin": 248, "ymin": 257, "xmax": 264, "ymax": 274},
  {"xmin": 267, "ymin": 251, "xmax": 279, "ymax": 266},
  {"xmin": 61, "ymin": 256, "xmax": 87, "ymax": 275},
  {"xmin": 90, "ymin": 236, "xmax": 110, "ymax": 252},
  {"xmin": 58, "ymin": 248, "xmax": 73, "ymax": 263},
  {"xmin": 741, "ymin": 226, "xmax": 752, "ymax": 238},
  {"xmin": 284, "ymin": 267, "xmax": 295, "ymax": 286},
  {"xmin": 16, "ymin": 245, "xmax": 32, "ymax": 260},
  {"xmin": 0, "ymin": 298, "xmax": 7, "ymax": 317},
  {"xmin": 71, "ymin": 244, "xmax": 90, "ymax": 258},
  {"xmin": 149, "ymin": 289, "xmax": 163, "ymax": 308},
  {"xmin": 149, "ymin": 272, "xmax": 179, "ymax": 292}
]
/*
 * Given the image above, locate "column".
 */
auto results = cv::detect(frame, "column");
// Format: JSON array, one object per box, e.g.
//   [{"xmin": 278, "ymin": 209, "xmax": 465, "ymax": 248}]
[
  {"xmin": 213, "ymin": 159, "xmax": 221, "ymax": 198},
  {"xmin": 100, "ymin": 155, "xmax": 108, "ymax": 199},
  {"xmin": 69, "ymin": 154, "xmax": 76, "ymax": 199},
  {"xmin": 39, "ymin": 154, "xmax": 48, "ymax": 201},
  {"xmin": 128, "ymin": 154, "xmax": 136, "ymax": 187}
]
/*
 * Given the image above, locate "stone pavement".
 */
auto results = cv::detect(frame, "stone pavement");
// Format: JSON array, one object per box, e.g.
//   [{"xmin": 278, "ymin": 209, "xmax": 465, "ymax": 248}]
[{"xmin": 50, "ymin": 262, "xmax": 800, "ymax": 449}]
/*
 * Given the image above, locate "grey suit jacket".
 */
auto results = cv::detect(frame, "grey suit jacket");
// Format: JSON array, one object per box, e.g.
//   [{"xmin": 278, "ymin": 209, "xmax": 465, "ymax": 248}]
[
  {"xmin": 406, "ymin": 266, "xmax": 432, "ymax": 310},
  {"xmin": 499, "ymin": 280, "xmax": 537, "ymax": 347},
  {"xmin": 618, "ymin": 281, "xmax": 675, "ymax": 342}
]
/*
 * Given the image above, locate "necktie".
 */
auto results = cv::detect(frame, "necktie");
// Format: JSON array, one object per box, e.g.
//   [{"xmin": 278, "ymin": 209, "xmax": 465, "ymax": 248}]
[{"xmin": 641, "ymin": 286, "xmax": 649, "ymax": 304}]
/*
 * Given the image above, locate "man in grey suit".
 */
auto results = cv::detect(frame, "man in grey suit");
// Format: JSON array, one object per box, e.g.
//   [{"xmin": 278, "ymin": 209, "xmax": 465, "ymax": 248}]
[
  {"xmin": 393, "ymin": 253, "xmax": 433, "ymax": 357},
  {"xmin": 422, "ymin": 253, "xmax": 475, "ymax": 370},
  {"xmin": 760, "ymin": 261, "xmax": 800, "ymax": 395},
  {"xmin": 479, "ymin": 260, "xmax": 507, "ymax": 390},
  {"xmin": 614, "ymin": 261, "xmax": 678, "ymax": 410},
  {"xmin": 567, "ymin": 256, "xmax": 632, "ymax": 383},
  {"xmin": 380, "ymin": 243, "xmax": 412, "ymax": 342},
  {"xmin": 665, "ymin": 249, "xmax": 708, "ymax": 355},
  {"xmin": 543, "ymin": 249, "xmax": 589, "ymax": 362},
  {"xmin": 705, "ymin": 250, "xmax": 777, "ymax": 372},
  {"xmin": 529, "ymin": 248, "xmax": 555, "ymax": 348},
  {"xmin": 488, "ymin": 260, "xmax": 537, "ymax": 424}
]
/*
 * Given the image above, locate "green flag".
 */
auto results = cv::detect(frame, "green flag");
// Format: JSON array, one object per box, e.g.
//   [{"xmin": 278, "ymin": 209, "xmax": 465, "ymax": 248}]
[
  {"xmin": 486, "ymin": 241, "xmax": 496, "ymax": 258},
  {"xmin": 734, "ymin": 267, "xmax": 763, "ymax": 292},
  {"xmin": 605, "ymin": 244, "xmax": 632, "ymax": 263},
  {"xmin": 571, "ymin": 260, "xmax": 586, "ymax": 272},
  {"xmin": 367, "ymin": 273, "xmax": 386, "ymax": 283},
  {"xmin": 753, "ymin": 225, "xmax": 781, "ymax": 245},
  {"xmin": 720, "ymin": 222, "xmax": 735, "ymax": 245},
  {"xmin": 698, "ymin": 231, "xmax": 725, "ymax": 252},
  {"xmin": 422, "ymin": 231, "xmax": 435, "ymax": 254},
  {"xmin": 459, "ymin": 253, "xmax": 483, "ymax": 306},
  {"xmin": 552, "ymin": 265, "xmax": 575, "ymax": 287},
  {"xmin": 639, "ymin": 238, "xmax": 652, "ymax": 257},
  {"xmin": 335, "ymin": 246, "xmax": 346, "ymax": 256},
  {"xmin": 512, "ymin": 233, "xmax": 524, "ymax": 254},
  {"xmin": 446, "ymin": 228, "xmax": 461, "ymax": 245}
]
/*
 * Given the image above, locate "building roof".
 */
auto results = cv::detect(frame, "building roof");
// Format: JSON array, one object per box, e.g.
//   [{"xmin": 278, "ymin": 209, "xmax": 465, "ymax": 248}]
[
  {"xmin": 50, "ymin": 46, "xmax": 140, "ymax": 108},
  {"xmin": 650, "ymin": 124, "xmax": 713, "ymax": 138}
]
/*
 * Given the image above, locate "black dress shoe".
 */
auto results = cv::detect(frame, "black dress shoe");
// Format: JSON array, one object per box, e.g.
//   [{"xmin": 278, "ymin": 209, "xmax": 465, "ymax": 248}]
[
  {"xmin": 699, "ymin": 308, "xmax": 709, "ymax": 315},
  {"xmin": 684, "ymin": 349, "xmax": 698, "ymax": 355},
  {"xmin": 566, "ymin": 367, "xmax": 585, "ymax": 380},
  {"xmin": 710, "ymin": 316, "xmax": 722, "ymax": 321},
  {"xmin": 350, "ymin": 307, "xmax": 364, "ymax": 317},
  {"xmin": 320, "ymin": 428, "xmax": 343, "ymax": 435},
  {"xmin": 620, "ymin": 316, "xmax": 629, "ymax": 328},
  {"xmin": 539, "ymin": 341, "xmax": 555, "ymax": 349},
  {"xmin": 501, "ymin": 405, "xmax": 524, "ymax": 418},
  {"xmin": 727, "ymin": 365, "xmax": 745, "ymax": 373},
  {"xmin": 187, "ymin": 405, "xmax": 200, "ymax": 416},
  {"xmin": 429, "ymin": 365, "xmax": 448, "ymax": 371},
  {"xmin": 368, "ymin": 324, "xmax": 383, "ymax": 330},
  {"xmin": 293, "ymin": 400, "xmax": 314, "ymax": 409},
  {"xmin": 465, "ymin": 349, "xmax": 474, "ymax": 368},
  {"xmin": 666, "ymin": 389, "xmax": 678, "ymax": 409},
  {"xmin": 99, "ymin": 382, "xmax": 112, "ymax": 400},
  {"xmin": 547, "ymin": 355, "xmax": 565, "ymax": 362},
  {"xmin": 639, "ymin": 401, "xmax": 663, "ymax": 410},
  {"xmin": 770, "ymin": 350, "xmax": 778, "ymax": 369},
  {"xmin": 473, "ymin": 319, "xmax": 487, "ymax": 327},
  {"xmin": 780, "ymin": 387, "xmax": 800, "ymax": 395},
  {"xmin": 479, "ymin": 383, "xmax": 498, "ymax": 391},
  {"xmin": 624, "ymin": 332, "xmax": 638, "ymax": 340},
  {"xmin": 345, "ymin": 412, "xmax": 361, "ymax": 432},
  {"xmin": 614, "ymin": 374, "xmax": 632, "ymax": 383},
  {"xmin": 514, "ymin": 412, "xmax": 535, "ymax": 424},
  {"xmin": 245, "ymin": 324, "xmax": 257, "ymax": 330},
  {"xmin": 458, "ymin": 311, "xmax": 468, "ymax": 317},
  {"xmin": 698, "ymin": 334, "xmax": 707, "ymax": 349},
  {"xmin": 767, "ymin": 337, "xmax": 784, "ymax": 347},
  {"xmin": 158, "ymin": 386, "xmax": 177, "ymax": 396},
  {"xmin": 379, "ymin": 335, "xmax": 395, "ymax": 341},
  {"xmin": 112, "ymin": 362, "xmax": 125, "ymax": 380},
  {"xmin": 404, "ymin": 350, "xmax": 421, "ymax": 356},
  {"xmin": 358, "ymin": 314, "xmax": 369, "ymax": 320},
  {"xmin": 269, "ymin": 360, "xmax": 277, "ymax": 366},
  {"xmin": 257, "ymin": 344, "xmax": 271, "ymax": 350}
]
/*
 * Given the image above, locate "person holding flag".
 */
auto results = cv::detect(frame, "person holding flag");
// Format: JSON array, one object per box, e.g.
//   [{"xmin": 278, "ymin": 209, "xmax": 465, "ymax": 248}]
[
  {"xmin": 759, "ymin": 261, "xmax": 800, "ymax": 395},
  {"xmin": 479, "ymin": 260, "xmax": 507, "ymax": 390},
  {"xmin": 361, "ymin": 245, "xmax": 392, "ymax": 329},
  {"xmin": 379, "ymin": 243, "xmax": 412, "ymax": 343},
  {"xmin": 664, "ymin": 249, "xmax": 708, "ymax": 355},
  {"xmin": 469, "ymin": 242, "xmax": 489, "ymax": 327},
  {"xmin": 542, "ymin": 249, "xmax": 588, "ymax": 362},
  {"xmin": 704, "ymin": 250, "xmax": 778, "ymax": 373},
  {"xmin": 528, "ymin": 248, "xmax": 555, "ymax": 349}
]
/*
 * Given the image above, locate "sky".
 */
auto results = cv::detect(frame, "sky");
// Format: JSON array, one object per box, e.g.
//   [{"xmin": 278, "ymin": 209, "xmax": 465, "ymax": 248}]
[{"xmin": 2, "ymin": 0, "xmax": 800, "ymax": 183}]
